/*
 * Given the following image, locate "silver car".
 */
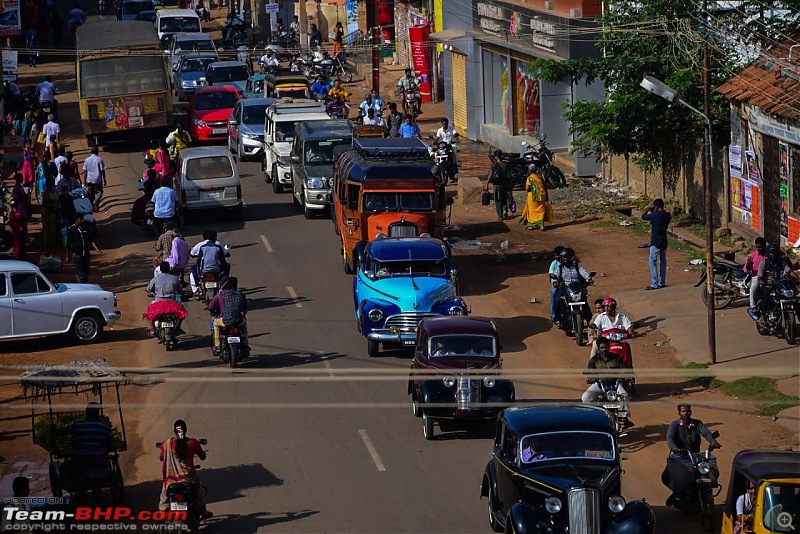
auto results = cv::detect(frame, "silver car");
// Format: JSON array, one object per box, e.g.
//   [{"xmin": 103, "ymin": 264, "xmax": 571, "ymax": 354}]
[
  {"xmin": 228, "ymin": 97, "xmax": 275, "ymax": 161},
  {"xmin": 0, "ymin": 261, "xmax": 121, "ymax": 343}
]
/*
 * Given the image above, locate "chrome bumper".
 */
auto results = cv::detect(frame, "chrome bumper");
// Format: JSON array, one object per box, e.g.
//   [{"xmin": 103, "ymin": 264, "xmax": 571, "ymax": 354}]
[
  {"xmin": 367, "ymin": 331, "xmax": 417, "ymax": 344},
  {"xmin": 303, "ymin": 189, "xmax": 331, "ymax": 208},
  {"xmin": 106, "ymin": 311, "xmax": 121, "ymax": 327},
  {"xmin": 277, "ymin": 164, "xmax": 292, "ymax": 184}
]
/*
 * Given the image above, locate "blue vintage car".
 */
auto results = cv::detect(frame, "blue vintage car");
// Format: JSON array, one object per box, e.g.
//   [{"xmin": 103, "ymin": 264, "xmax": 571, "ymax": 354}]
[{"xmin": 354, "ymin": 236, "xmax": 467, "ymax": 357}]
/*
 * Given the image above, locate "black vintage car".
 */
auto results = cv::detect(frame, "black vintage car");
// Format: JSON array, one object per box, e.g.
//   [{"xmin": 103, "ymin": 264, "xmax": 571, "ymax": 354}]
[{"xmin": 481, "ymin": 405, "xmax": 656, "ymax": 534}]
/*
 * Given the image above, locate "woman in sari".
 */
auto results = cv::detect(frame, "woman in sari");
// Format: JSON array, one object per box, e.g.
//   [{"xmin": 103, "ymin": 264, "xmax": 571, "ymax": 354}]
[
  {"xmin": 41, "ymin": 177, "xmax": 59, "ymax": 248},
  {"xmin": 159, "ymin": 420, "xmax": 212, "ymax": 518},
  {"xmin": 519, "ymin": 170, "xmax": 548, "ymax": 230}
]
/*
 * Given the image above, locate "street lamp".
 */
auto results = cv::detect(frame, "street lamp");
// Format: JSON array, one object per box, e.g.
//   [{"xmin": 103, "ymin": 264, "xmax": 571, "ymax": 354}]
[{"xmin": 640, "ymin": 75, "xmax": 717, "ymax": 365}]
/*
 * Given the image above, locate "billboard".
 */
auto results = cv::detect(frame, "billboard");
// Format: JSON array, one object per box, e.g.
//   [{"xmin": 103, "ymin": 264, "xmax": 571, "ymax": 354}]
[{"xmin": 0, "ymin": 0, "xmax": 21, "ymax": 37}]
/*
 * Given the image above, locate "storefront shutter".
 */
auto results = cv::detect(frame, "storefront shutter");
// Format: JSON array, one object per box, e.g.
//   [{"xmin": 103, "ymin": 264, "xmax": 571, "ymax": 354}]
[{"xmin": 451, "ymin": 52, "xmax": 467, "ymax": 133}]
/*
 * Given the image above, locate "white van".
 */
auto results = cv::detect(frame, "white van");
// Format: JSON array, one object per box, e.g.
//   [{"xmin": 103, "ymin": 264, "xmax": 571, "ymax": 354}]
[
  {"xmin": 155, "ymin": 9, "xmax": 201, "ymax": 39},
  {"xmin": 175, "ymin": 147, "xmax": 242, "ymax": 219}
]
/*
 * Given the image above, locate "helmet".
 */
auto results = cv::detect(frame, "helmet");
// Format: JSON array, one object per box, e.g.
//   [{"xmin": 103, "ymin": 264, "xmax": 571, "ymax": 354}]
[
  {"xmin": 602, "ymin": 298, "xmax": 617, "ymax": 309},
  {"xmin": 559, "ymin": 247, "xmax": 575, "ymax": 263},
  {"xmin": 767, "ymin": 244, "xmax": 781, "ymax": 256}
]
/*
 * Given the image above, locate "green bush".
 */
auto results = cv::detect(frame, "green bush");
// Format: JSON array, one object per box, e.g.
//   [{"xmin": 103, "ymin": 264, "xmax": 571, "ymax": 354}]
[{"xmin": 34, "ymin": 412, "xmax": 123, "ymax": 454}]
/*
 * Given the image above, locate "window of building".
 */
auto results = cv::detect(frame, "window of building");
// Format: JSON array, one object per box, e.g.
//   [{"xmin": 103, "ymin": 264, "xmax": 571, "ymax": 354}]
[
  {"xmin": 512, "ymin": 60, "xmax": 541, "ymax": 137},
  {"xmin": 482, "ymin": 49, "xmax": 508, "ymax": 128}
]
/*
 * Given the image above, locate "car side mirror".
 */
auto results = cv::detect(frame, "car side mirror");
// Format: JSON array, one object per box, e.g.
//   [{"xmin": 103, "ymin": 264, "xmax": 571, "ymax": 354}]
[
  {"xmin": 291, "ymin": 155, "xmax": 300, "ymax": 163},
  {"xmin": 450, "ymin": 268, "xmax": 457, "ymax": 279},
  {"xmin": 172, "ymin": 64, "xmax": 179, "ymax": 72}
]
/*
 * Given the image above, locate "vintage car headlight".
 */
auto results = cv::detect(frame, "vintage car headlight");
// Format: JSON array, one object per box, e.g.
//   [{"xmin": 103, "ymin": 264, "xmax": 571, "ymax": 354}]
[
  {"xmin": 605, "ymin": 389, "xmax": 619, "ymax": 402},
  {"xmin": 448, "ymin": 305, "xmax": 465, "ymax": 316},
  {"xmin": 779, "ymin": 287, "xmax": 794, "ymax": 298},
  {"xmin": 483, "ymin": 377, "xmax": 496, "ymax": 388},
  {"xmin": 544, "ymin": 496, "xmax": 562, "ymax": 514},
  {"xmin": 608, "ymin": 495, "xmax": 626, "ymax": 513},
  {"xmin": 698, "ymin": 462, "xmax": 711, "ymax": 475},
  {"xmin": 443, "ymin": 376, "xmax": 455, "ymax": 388},
  {"xmin": 368, "ymin": 309, "xmax": 383, "ymax": 323},
  {"xmin": 193, "ymin": 118, "xmax": 205, "ymax": 127},
  {"xmin": 306, "ymin": 178, "xmax": 326, "ymax": 190}
]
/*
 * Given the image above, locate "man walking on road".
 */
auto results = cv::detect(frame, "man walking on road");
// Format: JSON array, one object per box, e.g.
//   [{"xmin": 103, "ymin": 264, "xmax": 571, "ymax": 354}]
[
  {"xmin": 82, "ymin": 146, "xmax": 107, "ymax": 207},
  {"xmin": 42, "ymin": 114, "xmax": 60, "ymax": 151},
  {"xmin": 67, "ymin": 214, "xmax": 102, "ymax": 283},
  {"xmin": 642, "ymin": 198, "xmax": 671, "ymax": 290}
]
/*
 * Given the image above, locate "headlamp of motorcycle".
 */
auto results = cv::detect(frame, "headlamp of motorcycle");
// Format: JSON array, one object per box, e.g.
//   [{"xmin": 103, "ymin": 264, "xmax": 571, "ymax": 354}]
[
  {"xmin": 698, "ymin": 462, "xmax": 711, "ymax": 475},
  {"xmin": 608, "ymin": 332, "xmax": 623, "ymax": 341},
  {"xmin": 608, "ymin": 495, "xmax": 626, "ymax": 513},
  {"xmin": 779, "ymin": 287, "xmax": 794, "ymax": 298},
  {"xmin": 443, "ymin": 376, "xmax": 455, "ymax": 388},
  {"xmin": 605, "ymin": 390, "xmax": 619, "ymax": 402},
  {"xmin": 544, "ymin": 496, "xmax": 562, "ymax": 514}
]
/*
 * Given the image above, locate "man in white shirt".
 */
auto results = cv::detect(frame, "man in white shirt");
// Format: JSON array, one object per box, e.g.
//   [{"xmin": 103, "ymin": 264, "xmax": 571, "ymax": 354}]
[
  {"xmin": 53, "ymin": 147, "xmax": 68, "ymax": 175},
  {"xmin": 42, "ymin": 114, "xmax": 60, "ymax": 148},
  {"xmin": 435, "ymin": 118, "xmax": 459, "ymax": 165},
  {"xmin": 259, "ymin": 51, "xmax": 280, "ymax": 70},
  {"xmin": 588, "ymin": 297, "xmax": 634, "ymax": 357},
  {"xmin": 362, "ymin": 108, "xmax": 383, "ymax": 126},
  {"xmin": 82, "ymin": 146, "xmax": 107, "ymax": 206},
  {"xmin": 151, "ymin": 182, "xmax": 178, "ymax": 235}
]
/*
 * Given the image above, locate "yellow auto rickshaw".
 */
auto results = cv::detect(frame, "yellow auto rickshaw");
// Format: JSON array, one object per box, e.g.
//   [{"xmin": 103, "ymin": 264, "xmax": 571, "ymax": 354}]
[{"xmin": 721, "ymin": 449, "xmax": 799, "ymax": 534}]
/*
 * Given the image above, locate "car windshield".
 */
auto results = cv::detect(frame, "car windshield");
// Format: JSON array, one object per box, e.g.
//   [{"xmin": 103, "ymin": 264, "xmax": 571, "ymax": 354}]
[
  {"xmin": 122, "ymin": 2, "xmax": 152, "ymax": 15},
  {"xmin": 160, "ymin": 17, "xmax": 201, "ymax": 33},
  {"xmin": 762, "ymin": 483, "xmax": 799, "ymax": 533},
  {"xmin": 304, "ymin": 139, "xmax": 350, "ymax": 165},
  {"xmin": 274, "ymin": 121, "xmax": 297, "ymax": 142},
  {"xmin": 276, "ymin": 87, "xmax": 309, "ymax": 99},
  {"xmin": 372, "ymin": 259, "xmax": 447, "ymax": 277},
  {"xmin": 242, "ymin": 104, "xmax": 269, "ymax": 125},
  {"xmin": 175, "ymin": 39, "xmax": 214, "ymax": 53},
  {"xmin": 210, "ymin": 66, "xmax": 249, "ymax": 82},
  {"xmin": 194, "ymin": 91, "xmax": 238, "ymax": 111},
  {"xmin": 519, "ymin": 431, "xmax": 615, "ymax": 464},
  {"xmin": 429, "ymin": 335, "xmax": 496, "ymax": 357},
  {"xmin": 182, "ymin": 57, "xmax": 215, "ymax": 73},
  {"xmin": 185, "ymin": 156, "xmax": 234, "ymax": 180},
  {"xmin": 363, "ymin": 192, "xmax": 435, "ymax": 212}
]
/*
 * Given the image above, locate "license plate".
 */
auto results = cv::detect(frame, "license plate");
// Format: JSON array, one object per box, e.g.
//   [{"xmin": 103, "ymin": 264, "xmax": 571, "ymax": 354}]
[
  {"xmin": 602, "ymin": 403, "xmax": 621, "ymax": 409},
  {"xmin": 227, "ymin": 336, "xmax": 241, "ymax": 343},
  {"xmin": 146, "ymin": 218, "xmax": 154, "ymax": 225},
  {"xmin": 205, "ymin": 281, "xmax": 218, "ymax": 288},
  {"xmin": 169, "ymin": 502, "xmax": 188, "ymax": 511},
  {"xmin": 212, "ymin": 128, "xmax": 227, "ymax": 135},
  {"xmin": 403, "ymin": 339, "xmax": 416, "ymax": 346},
  {"xmin": 203, "ymin": 191, "xmax": 221, "ymax": 199},
  {"xmin": 569, "ymin": 301, "xmax": 586, "ymax": 306},
  {"xmin": 161, "ymin": 322, "xmax": 175, "ymax": 328},
  {"xmin": 698, "ymin": 477, "xmax": 712, "ymax": 483}
]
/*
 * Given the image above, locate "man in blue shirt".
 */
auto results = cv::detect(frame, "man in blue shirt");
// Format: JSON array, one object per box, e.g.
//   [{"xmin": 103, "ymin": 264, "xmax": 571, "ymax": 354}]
[
  {"xmin": 642, "ymin": 198, "xmax": 672, "ymax": 290},
  {"xmin": 152, "ymin": 182, "xmax": 178, "ymax": 235},
  {"xmin": 398, "ymin": 115, "xmax": 421, "ymax": 139},
  {"xmin": 311, "ymin": 75, "xmax": 330, "ymax": 100}
]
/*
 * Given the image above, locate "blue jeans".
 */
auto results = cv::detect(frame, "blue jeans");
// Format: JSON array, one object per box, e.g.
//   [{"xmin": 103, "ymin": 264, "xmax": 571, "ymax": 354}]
[
  {"xmin": 550, "ymin": 286, "xmax": 564, "ymax": 319},
  {"xmin": 649, "ymin": 246, "xmax": 667, "ymax": 287}
]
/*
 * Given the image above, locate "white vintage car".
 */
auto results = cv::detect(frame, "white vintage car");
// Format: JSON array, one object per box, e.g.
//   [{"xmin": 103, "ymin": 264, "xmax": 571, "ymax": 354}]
[{"xmin": 0, "ymin": 260, "xmax": 121, "ymax": 343}]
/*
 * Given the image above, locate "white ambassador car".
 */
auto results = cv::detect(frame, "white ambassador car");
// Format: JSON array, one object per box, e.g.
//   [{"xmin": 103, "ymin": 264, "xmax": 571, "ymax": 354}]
[{"xmin": 0, "ymin": 261, "xmax": 121, "ymax": 343}]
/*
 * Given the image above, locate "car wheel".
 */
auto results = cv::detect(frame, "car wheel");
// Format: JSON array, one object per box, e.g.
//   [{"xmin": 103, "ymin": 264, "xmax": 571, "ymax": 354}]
[
  {"xmin": 488, "ymin": 493, "xmax": 503, "ymax": 533},
  {"xmin": 70, "ymin": 312, "xmax": 103, "ymax": 343},
  {"xmin": 422, "ymin": 412, "xmax": 434, "ymax": 440},
  {"xmin": 367, "ymin": 339, "xmax": 379, "ymax": 357},
  {"xmin": 238, "ymin": 139, "xmax": 247, "ymax": 161},
  {"xmin": 272, "ymin": 165, "xmax": 282, "ymax": 193}
]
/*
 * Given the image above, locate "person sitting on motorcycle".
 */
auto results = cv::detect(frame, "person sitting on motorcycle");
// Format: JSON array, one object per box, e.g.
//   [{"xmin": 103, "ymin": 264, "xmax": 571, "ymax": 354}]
[
  {"xmin": 755, "ymin": 244, "xmax": 800, "ymax": 321},
  {"xmin": 166, "ymin": 123, "xmax": 192, "ymax": 160},
  {"xmin": 550, "ymin": 247, "xmax": 593, "ymax": 324},
  {"xmin": 195, "ymin": 0, "xmax": 210, "ymax": 22},
  {"xmin": 207, "ymin": 276, "xmax": 250, "ymax": 357},
  {"xmin": 362, "ymin": 108, "xmax": 383, "ymax": 126},
  {"xmin": 744, "ymin": 236, "xmax": 768, "ymax": 311},
  {"xmin": 145, "ymin": 262, "xmax": 187, "ymax": 336},
  {"xmin": 36, "ymin": 75, "xmax": 57, "ymax": 109},
  {"xmin": 259, "ymin": 50, "xmax": 280, "ymax": 71},
  {"xmin": 588, "ymin": 297, "xmax": 635, "ymax": 358},
  {"xmin": 327, "ymin": 80, "xmax": 350, "ymax": 116},
  {"xmin": 435, "ymin": 118, "xmax": 459, "ymax": 165},
  {"xmin": 311, "ymin": 75, "xmax": 331, "ymax": 100},
  {"xmin": 191, "ymin": 229, "xmax": 230, "ymax": 295},
  {"xmin": 224, "ymin": 12, "xmax": 244, "ymax": 43},
  {"xmin": 581, "ymin": 337, "xmax": 632, "ymax": 422},
  {"xmin": 397, "ymin": 68, "xmax": 421, "ymax": 114},
  {"xmin": 159, "ymin": 419, "xmax": 212, "ymax": 519}
]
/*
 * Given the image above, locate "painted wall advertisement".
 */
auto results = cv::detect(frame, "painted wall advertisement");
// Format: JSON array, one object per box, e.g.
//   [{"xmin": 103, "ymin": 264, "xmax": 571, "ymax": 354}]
[
  {"xmin": 0, "ymin": 0, "xmax": 21, "ymax": 37},
  {"xmin": 779, "ymin": 141, "xmax": 790, "ymax": 239},
  {"xmin": 408, "ymin": 25, "xmax": 431, "ymax": 103},
  {"xmin": 91, "ymin": 96, "xmax": 146, "ymax": 131},
  {"xmin": 730, "ymin": 144, "xmax": 761, "ymax": 231}
]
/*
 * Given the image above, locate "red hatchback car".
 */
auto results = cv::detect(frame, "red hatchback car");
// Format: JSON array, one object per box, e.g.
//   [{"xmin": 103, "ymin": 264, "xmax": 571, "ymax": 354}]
[{"xmin": 187, "ymin": 85, "xmax": 241, "ymax": 142}]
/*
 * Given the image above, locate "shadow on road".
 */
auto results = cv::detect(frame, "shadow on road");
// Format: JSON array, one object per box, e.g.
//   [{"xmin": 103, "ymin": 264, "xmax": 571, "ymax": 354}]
[
  {"xmin": 205, "ymin": 509, "xmax": 319, "ymax": 532},
  {"xmin": 241, "ymin": 351, "xmax": 346, "ymax": 369},
  {"xmin": 619, "ymin": 423, "xmax": 670, "ymax": 453},
  {"xmin": 493, "ymin": 316, "xmax": 551, "ymax": 353}
]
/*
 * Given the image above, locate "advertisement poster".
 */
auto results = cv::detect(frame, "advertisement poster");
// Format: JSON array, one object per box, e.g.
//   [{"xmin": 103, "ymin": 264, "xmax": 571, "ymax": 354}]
[
  {"xmin": 346, "ymin": 0, "xmax": 358, "ymax": 37},
  {"xmin": 729, "ymin": 145, "xmax": 742, "ymax": 179},
  {"xmin": 0, "ymin": 0, "xmax": 21, "ymax": 37},
  {"xmin": 408, "ymin": 25, "xmax": 431, "ymax": 103},
  {"xmin": 93, "ymin": 96, "xmax": 145, "ymax": 131},
  {"xmin": 779, "ymin": 141, "xmax": 789, "ymax": 239}
]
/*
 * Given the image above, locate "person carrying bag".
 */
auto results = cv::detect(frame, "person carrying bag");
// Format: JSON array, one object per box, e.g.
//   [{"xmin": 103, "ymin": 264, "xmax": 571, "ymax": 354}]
[{"xmin": 488, "ymin": 150, "xmax": 512, "ymax": 220}]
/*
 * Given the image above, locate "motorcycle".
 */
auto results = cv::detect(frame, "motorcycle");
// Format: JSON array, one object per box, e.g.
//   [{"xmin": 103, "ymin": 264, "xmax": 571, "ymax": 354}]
[
  {"xmin": 747, "ymin": 277, "xmax": 798, "ymax": 345},
  {"xmin": 527, "ymin": 133, "xmax": 567, "ymax": 188},
  {"xmin": 587, "ymin": 378, "xmax": 630, "ymax": 437},
  {"xmin": 210, "ymin": 316, "xmax": 247, "ymax": 368},
  {"xmin": 325, "ymin": 96, "xmax": 348, "ymax": 119},
  {"xmin": 200, "ymin": 271, "xmax": 221, "ymax": 304},
  {"xmin": 399, "ymin": 88, "xmax": 420, "ymax": 118},
  {"xmin": 694, "ymin": 260, "xmax": 751, "ymax": 309},
  {"xmin": 429, "ymin": 136, "xmax": 457, "ymax": 184},
  {"xmin": 156, "ymin": 438, "xmax": 208, "ymax": 533},
  {"xmin": 330, "ymin": 53, "xmax": 353, "ymax": 83},
  {"xmin": 603, "ymin": 327, "xmax": 636, "ymax": 394},
  {"xmin": 664, "ymin": 433, "xmax": 722, "ymax": 532},
  {"xmin": 550, "ymin": 271, "xmax": 596, "ymax": 345},
  {"xmin": 71, "ymin": 188, "xmax": 97, "ymax": 240},
  {"xmin": 154, "ymin": 313, "xmax": 180, "ymax": 351},
  {"xmin": 142, "ymin": 200, "xmax": 156, "ymax": 234}
]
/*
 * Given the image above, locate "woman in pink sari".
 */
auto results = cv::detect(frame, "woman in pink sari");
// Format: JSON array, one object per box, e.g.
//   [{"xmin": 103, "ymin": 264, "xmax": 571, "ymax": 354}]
[{"xmin": 158, "ymin": 420, "xmax": 212, "ymax": 518}]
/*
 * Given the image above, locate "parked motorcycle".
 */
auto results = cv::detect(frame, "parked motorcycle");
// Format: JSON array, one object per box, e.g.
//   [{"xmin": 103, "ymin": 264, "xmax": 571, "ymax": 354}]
[
  {"xmin": 747, "ymin": 277, "xmax": 798, "ymax": 345},
  {"xmin": 588, "ymin": 378, "xmax": 630, "ymax": 436},
  {"xmin": 527, "ymin": 133, "xmax": 567, "ymax": 188},
  {"xmin": 664, "ymin": 433, "xmax": 722, "ymax": 532},
  {"xmin": 695, "ymin": 260, "xmax": 751, "ymax": 309},
  {"xmin": 330, "ymin": 53, "xmax": 353, "ymax": 83},
  {"xmin": 156, "ymin": 438, "xmax": 208, "ymax": 532},
  {"xmin": 550, "ymin": 271, "xmax": 596, "ymax": 345},
  {"xmin": 428, "ymin": 136, "xmax": 457, "ymax": 184}
]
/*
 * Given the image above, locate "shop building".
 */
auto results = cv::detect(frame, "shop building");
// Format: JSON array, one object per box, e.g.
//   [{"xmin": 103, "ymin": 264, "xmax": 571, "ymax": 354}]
[{"xmin": 432, "ymin": 0, "xmax": 604, "ymax": 176}]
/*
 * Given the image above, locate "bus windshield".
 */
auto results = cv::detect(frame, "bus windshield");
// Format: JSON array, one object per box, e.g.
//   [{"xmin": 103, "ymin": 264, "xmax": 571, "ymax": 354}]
[
  {"xmin": 159, "ymin": 16, "xmax": 200, "ymax": 33},
  {"xmin": 80, "ymin": 55, "xmax": 167, "ymax": 98}
]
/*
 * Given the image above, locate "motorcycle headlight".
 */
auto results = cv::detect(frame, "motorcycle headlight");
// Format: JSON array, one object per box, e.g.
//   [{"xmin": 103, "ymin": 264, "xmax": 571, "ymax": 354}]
[
  {"xmin": 448, "ymin": 305, "xmax": 465, "ymax": 316},
  {"xmin": 698, "ymin": 462, "xmax": 711, "ymax": 475},
  {"xmin": 483, "ymin": 376, "xmax": 495, "ymax": 388},
  {"xmin": 443, "ymin": 376, "xmax": 455, "ymax": 388},
  {"xmin": 608, "ymin": 495, "xmax": 626, "ymax": 513},
  {"xmin": 605, "ymin": 390, "xmax": 619, "ymax": 402},
  {"xmin": 306, "ymin": 178, "xmax": 326, "ymax": 190},
  {"xmin": 608, "ymin": 332, "xmax": 623, "ymax": 341},
  {"xmin": 367, "ymin": 309, "xmax": 383, "ymax": 323},
  {"xmin": 779, "ymin": 287, "xmax": 794, "ymax": 298},
  {"xmin": 193, "ymin": 118, "xmax": 205, "ymax": 127},
  {"xmin": 544, "ymin": 496, "xmax": 562, "ymax": 514}
]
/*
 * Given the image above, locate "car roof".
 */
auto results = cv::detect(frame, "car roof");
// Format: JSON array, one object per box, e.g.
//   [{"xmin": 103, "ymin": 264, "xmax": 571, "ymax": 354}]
[
  {"xmin": 174, "ymin": 32, "xmax": 211, "ymax": 41},
  {"xmin": 268, "ymin": 100, "xmax": 326, "ymax": 114},
  {"xmin": 123, "ymin": 0, "xmax": 153, "ymax": 4},
  {"xmin": 241, "ymin": 97, "xmax": 277, "ymax": 107},
  {"xmin": 0, "ymin": 260, "xmax": 40, "ymax": 272},
  {"xmin": 195, "ymin": 85, "xmax": 239, "ymax": 95},
  {"xmin": 297, "ymin": 120, "xmax": 352, "ymax": 139},
  {"xmin": 156, "ymin": 8, "xmax": 197, "ymax": 16},
  {"xmin": 732, "ymin": 450, "xmax": 800, "ymax": 483},
  {"xmin": 367, "ymin": 237, "xmax": 448, "ymax": 262},
  {"xmin": 501, "ymin": 405, "xmax": 614, "ymax": 436},
  {"xmin": 270, "ymin": 75, "xmax": 310, "ymax": 86},
  {"xmin": 421, "ymin": 316, "xmax": 497, "ymax": 336},
  {"xmin": 179, "ymin": 146, "xmax": 233, "ymax": 158},
  {"xmin": 208, "ymin": 61, "xmax": 248, "ymax": 68}
]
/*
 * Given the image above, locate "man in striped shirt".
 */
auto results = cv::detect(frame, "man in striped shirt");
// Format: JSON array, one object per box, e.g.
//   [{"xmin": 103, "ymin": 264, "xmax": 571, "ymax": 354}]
[{"xmin": 63, "ymin": 402, "xmax": 112, "ymax": 497}]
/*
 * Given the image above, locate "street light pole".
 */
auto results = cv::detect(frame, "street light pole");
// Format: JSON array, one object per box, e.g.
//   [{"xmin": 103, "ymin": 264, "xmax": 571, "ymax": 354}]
[{"xmin": 640, "ymin": 74, "xmax": 717, "ymax": 365}]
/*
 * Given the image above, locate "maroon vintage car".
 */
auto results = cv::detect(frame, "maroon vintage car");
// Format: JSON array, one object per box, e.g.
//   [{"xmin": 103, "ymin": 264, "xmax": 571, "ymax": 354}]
[{"xmin": 408, "ymin": 316, "xmax": 515, "ymax": 440}]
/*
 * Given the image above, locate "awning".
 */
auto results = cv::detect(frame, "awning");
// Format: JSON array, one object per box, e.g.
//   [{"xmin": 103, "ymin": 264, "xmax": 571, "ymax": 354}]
[
  {"xmin": 429, "ymin": 29, "xmax": 468, "ymax": 55},
  {"xmin": 470, "ymin": 31, "xmax": 566, "ymax": 62}
]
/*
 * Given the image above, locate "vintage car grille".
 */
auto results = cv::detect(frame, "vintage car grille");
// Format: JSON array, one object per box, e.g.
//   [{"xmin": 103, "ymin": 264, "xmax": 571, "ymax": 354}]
[
  {"xmin": 568, "ymin": 488, "xmax": 601, "ymax": 534},
  {"xmin": 456, "ymin": 376, "xmax": 482, "ymax": 410},
  {"xmin": 206, "ymin": 120, "xmax": 227, "ymax": 128},
  {"xmin": 389, "ymin": 222, "xmax": 418, "ymax": 238},
  {"xmin": 384, "ymin": 313, "xmax": 435, "ymax": 332}
]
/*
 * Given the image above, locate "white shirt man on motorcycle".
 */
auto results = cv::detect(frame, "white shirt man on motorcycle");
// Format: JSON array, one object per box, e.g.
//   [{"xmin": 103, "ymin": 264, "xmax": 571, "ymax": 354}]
[
  {"xmin": 397, "ymin": 68, "xmax": 421, "ymax": 114},
  {"xmin": 435, "ymin": 118, "xmax": 459, "ymax": 165},
  {"xmin": 588, "ymin": 297, "xmax": 634, "ymax": 357},
  {"xmin": 259, "ymin": 51, "xmax": 280, "ymax": 70}
]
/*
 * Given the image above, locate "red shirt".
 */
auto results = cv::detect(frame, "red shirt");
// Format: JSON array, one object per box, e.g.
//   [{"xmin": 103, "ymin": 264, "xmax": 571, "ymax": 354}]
[{"xmin": 160, "ymin": 437, "xmax": 205, "ymax": 479}]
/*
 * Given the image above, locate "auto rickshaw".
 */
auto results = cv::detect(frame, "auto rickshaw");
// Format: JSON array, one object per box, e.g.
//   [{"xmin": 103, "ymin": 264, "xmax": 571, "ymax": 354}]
[{"xmin": 721, "ymin": 449, "xmax": 800, "ymax": 534}]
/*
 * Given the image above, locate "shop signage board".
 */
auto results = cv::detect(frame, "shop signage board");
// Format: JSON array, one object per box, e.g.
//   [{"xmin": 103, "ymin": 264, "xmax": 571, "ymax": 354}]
[
  {"xmin": 0, "ymin": 0, "xmax": 21, "ymax": 37},
  {"xmin": 2, "ymin": 50, "xmax": 17, "ymax": 72},
  {"xmin": 408, "ymin": 25, "xmax": 431, "ymax": 103}
]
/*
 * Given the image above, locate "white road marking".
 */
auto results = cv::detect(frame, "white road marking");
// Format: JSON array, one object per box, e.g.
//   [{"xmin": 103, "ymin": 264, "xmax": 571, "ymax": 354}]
[
  {"xmin": 319, "ymin": 352, "xmax": 334, "ymax": 377},
  {"xmin": 260, "ymin": 234, "xmax": 273, "ymax": 253},
  {"xmin": 287, "ymin": 286, "xmax": 303, "ymax": 308},
  {"xmin": 358, "ymin": 429, "xmax": 386, "ymax": 472}
]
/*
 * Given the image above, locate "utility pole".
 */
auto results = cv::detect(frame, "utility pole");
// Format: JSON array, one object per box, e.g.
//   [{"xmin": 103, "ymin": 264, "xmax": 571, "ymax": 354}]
[
  {"xmin": 702, "ymin": 0, "xmax": 717, "ymax": 365},
  {"xmin": 366, "ymin": 0, "xmax": 380, "ymax": 92}
]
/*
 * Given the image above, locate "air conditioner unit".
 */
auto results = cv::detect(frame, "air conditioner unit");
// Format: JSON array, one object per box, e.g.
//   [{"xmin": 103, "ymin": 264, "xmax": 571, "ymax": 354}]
[
  {"xmin": 570, "ymin": 8, "xmax": 581, "ymax": 17},
  {"xmin": 544, "ymin": 0, "xmax": 554, "ymax": 9}
]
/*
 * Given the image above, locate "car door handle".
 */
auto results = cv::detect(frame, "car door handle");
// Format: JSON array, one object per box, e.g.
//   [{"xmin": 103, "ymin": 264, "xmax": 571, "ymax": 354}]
[{"xmin": 14, "ymin": 298, "xmax": 24, "ymax": 303}]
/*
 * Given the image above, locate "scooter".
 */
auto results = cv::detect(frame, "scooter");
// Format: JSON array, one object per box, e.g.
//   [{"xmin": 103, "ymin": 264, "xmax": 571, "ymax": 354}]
[
  {"xmin": 142, "ymin": 200, "xmax": 156, "ymax": 234},
  {"xmin": 587, "ymin": 378, "xmax": 630, "ymax": 437},
  {"xmin": 747, "ymin": 277, "xmax": 799, "ymax": 345},
  {"xmin": 156, "ymin": 438, "xmax": 208, "ymax": 533},
  {"xmin": 71, "ymin": 188, "xmax": 97, "ymax": 240},
  {"xmin": 550, "ymin": 271, "xmax": 596, "ymax": 345},
  {"xmin": 663, "ymin": 433, "xmax": 722, "ymax": 532},
  {"xmin": 695, "ymin": 260, "xmax": 751, "ymax": 309}
]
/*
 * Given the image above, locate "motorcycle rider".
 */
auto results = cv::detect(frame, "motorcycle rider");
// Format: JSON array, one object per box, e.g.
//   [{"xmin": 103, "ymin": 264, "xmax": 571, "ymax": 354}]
[
  {"xmin": 207, "ymin": 276, "xmax": 250, "ymax": 357},
  {"xmin": 588, "ymin": 297, "xmax": 635, "ymax": 357},
  {"xmin": 743, "ymin": 236, "xmax": 768, "ymax": 311},
  {"xmin": 550, "ymin": 247, "xmax": 593, "ymax": 324},
  {"xmin": 396, "ymin": 68, "xmax": 421, "ymax": 114},
  {"xmin": 311, "ymin": 74, "xmax": 331, "ymax": 100},
  {"xmin": 165, "ymin": 123, "xmax": 192, "ymax": 160},
  {"xmin": 145, "ymin": 261, "xmax": 187, "ymax": 336},
  {"xmin": 259, "ymin": 50, "xmax": 280, "ymax": 71},
  {"xmin": 191, "ymin": 229, "xmax": 230, "ymax": 296},
  {"xmin": 224, "ymin": 12, "xmax": 244, "ymax": 44},
  {"xmin": 327, "ymin": 80, "xmax": 350, "ymax": 117},
  {"xmin": 434, "ymin": 118, "xmax": 459, "ymax": 166},
  {"xmin": 67, "ymin": 4, "xmax": 87, "ymax": 33},
  {"xmin": 159, "ymin": 420, "xmax": 212, "ymax": 519},
  {"xmin": 581, "ymin": 337, "xmax": 632, "ymax": 422},
  {"xmin": 755, "ymin": 244, "xmax": 800, "ymax": 321}
]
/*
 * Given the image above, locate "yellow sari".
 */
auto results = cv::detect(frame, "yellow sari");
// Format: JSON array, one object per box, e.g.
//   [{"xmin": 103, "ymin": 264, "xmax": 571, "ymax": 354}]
[{"xmin": 519, "ymin": 172, "xmax": 548, "ymax": 228}]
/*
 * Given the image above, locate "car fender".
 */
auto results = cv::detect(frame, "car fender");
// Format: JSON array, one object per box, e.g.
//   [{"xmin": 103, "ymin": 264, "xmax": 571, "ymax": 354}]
[
  {"xmin": 67, "ymin": 306, "xmax": 109, "ymax": 329},
  {"xmin": 484, "ymin": 379, "xmax": 515, "ymax": 405},
  {"xmin": 507, "ymin": 501, "xmax": 542, "ymax": 534},
  {"xmin": 606, "ymin": 499, "xmax": 657, "ymax": 534},
  {"xmin": 419, "ymin": 379, "xmax": 451, "ymax": 406},
  {"xmin": 481, "ymin": 461, "xmax": 497, "ymax": 500},
  {"xmin": 357, "ymin": 298, "xmax": 396, "ymax": 335}
]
